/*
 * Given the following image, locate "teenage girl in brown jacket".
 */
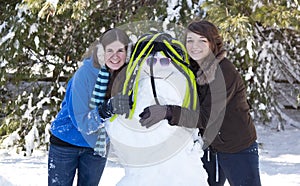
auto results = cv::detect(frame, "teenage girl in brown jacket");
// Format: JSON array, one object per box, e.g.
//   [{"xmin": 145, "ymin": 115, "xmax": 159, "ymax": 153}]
[{"xmin": 139, "ymin": 20, "xmax": 262, "ymax": 186}]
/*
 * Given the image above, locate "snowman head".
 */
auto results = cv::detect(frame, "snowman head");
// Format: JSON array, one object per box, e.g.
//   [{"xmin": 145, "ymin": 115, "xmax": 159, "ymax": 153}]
[
  {"xmin": 122, "ymin": 33, "xmax": 199, "ymax": 118},
  {"xmin": 129, "ymin": 32, "xmax": 189, "ymax": 67},
  {"xmin": 139, "ymin": 51, "xmax": 179, "ymax": 80}
]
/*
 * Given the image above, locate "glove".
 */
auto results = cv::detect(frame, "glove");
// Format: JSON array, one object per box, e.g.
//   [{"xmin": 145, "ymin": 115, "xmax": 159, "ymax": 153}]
[
  {"xmin": 98, "ymin": 99, "xmax": 114, "ymax": 119},
  {"xmin": 139, "ymin": 105, "xmax": 172, "ymax": 128},
  {"xmin": 139, "ymin": 105, "xmax": 200, "ymax": 129},
  {"xmin": 110, "ymin": 92, "xmax": 132, "ymax": 117},
  {"xmin": 98, "ymin": 93, "xmax": 132, "ymax": 119}
]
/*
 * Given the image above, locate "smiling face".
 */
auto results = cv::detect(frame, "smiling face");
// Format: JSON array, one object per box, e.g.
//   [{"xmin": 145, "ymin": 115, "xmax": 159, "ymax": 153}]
[
  {"xmin": 185, "ymin": 32, "xmax": 211, "ymax": 65},
  {"xmin": 104, "ymin": 41, "xmax": 127, "ymax": 70}
]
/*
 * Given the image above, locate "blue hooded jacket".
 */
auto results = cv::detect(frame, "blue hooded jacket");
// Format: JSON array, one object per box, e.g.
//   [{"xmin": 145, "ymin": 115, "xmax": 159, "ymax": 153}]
[{"xmin": 50, "ymin": 58, "xmax": 105, "ymax": 148}]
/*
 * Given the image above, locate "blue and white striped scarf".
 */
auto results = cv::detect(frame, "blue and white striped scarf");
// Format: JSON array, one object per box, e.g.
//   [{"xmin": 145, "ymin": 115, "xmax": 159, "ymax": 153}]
[{"xmin": 90, "ymin": 65, "xmax": 110, "ymax": 157}]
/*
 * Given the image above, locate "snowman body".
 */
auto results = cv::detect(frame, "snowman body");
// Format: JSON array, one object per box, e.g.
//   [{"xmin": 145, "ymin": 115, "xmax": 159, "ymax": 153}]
[{"xmin": 106, "ymin": 53, "xmax": 208, "ymax": 186}]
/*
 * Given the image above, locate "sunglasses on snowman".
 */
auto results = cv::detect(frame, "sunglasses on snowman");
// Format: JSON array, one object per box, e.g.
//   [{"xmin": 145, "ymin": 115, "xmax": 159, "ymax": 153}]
[{"xmin": 145, "ymin": 55, "xmax": 171, "ymax": 66}]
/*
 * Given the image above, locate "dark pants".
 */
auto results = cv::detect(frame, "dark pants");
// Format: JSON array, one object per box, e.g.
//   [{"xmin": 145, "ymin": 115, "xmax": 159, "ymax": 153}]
[
  {"xmin": 48, "ymin": 144, "xmax": 107, "ymax": 186},
  {"xmin": 201, "ymin": 142, "xmax": 261, "ymax": 186}
]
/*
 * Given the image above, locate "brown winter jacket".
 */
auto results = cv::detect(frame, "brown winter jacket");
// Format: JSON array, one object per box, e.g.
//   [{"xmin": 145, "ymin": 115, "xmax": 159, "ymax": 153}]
[{"xmin": 170, "ymin": 54, "xmax": 257, "ymax": 153}]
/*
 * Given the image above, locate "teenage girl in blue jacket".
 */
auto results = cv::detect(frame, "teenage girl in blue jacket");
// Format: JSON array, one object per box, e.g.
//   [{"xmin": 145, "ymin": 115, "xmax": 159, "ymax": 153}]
[{"xmin": 48, "ymin": 28, "xmax": 131, "ymax": 186}]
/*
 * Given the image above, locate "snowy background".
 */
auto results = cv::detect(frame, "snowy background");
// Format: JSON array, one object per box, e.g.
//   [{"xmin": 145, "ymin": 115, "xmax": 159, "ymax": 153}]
[
  {"xmin": 0, "ymin": 1, "xmax": 299, "ymax": 185},
  {"xmin": 0, "ymin": 123, "xmax": 299, "ymax": 186}
]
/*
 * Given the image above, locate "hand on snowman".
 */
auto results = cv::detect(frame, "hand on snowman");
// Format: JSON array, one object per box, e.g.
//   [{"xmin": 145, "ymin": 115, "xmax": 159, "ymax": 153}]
[
  {"xmin": 139, "ymin": 105, "xmax": 200, "ymax": 129},
  {"xmin": 139, "ymin": 104, "xmax": 176, "ymax": 128},
  {"xmin": 98, "ymin": 93, "xmax": 133, "ymax": 119}
]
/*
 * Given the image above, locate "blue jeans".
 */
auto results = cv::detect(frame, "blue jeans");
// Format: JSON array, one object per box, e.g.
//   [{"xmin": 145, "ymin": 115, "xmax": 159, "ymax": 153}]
[
  {"xmin": 201, "ymin": 142, "xmax": 261, "ymax": 186},
  {"xmin": 48, "ymin": 144, "xmax": 107, "ymax": 186}
]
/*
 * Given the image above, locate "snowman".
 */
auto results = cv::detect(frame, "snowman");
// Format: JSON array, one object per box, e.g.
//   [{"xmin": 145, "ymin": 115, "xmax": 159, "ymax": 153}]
[{"xmin": 105, "ymin": 33, "xmax": 208, "ymax": 186}]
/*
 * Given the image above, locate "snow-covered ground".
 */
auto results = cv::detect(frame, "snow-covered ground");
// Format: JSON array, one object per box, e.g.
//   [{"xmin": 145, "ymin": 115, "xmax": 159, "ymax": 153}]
[{"xmin": 0, "ymin": 123, "xmax": 299, "ymax": 186}]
